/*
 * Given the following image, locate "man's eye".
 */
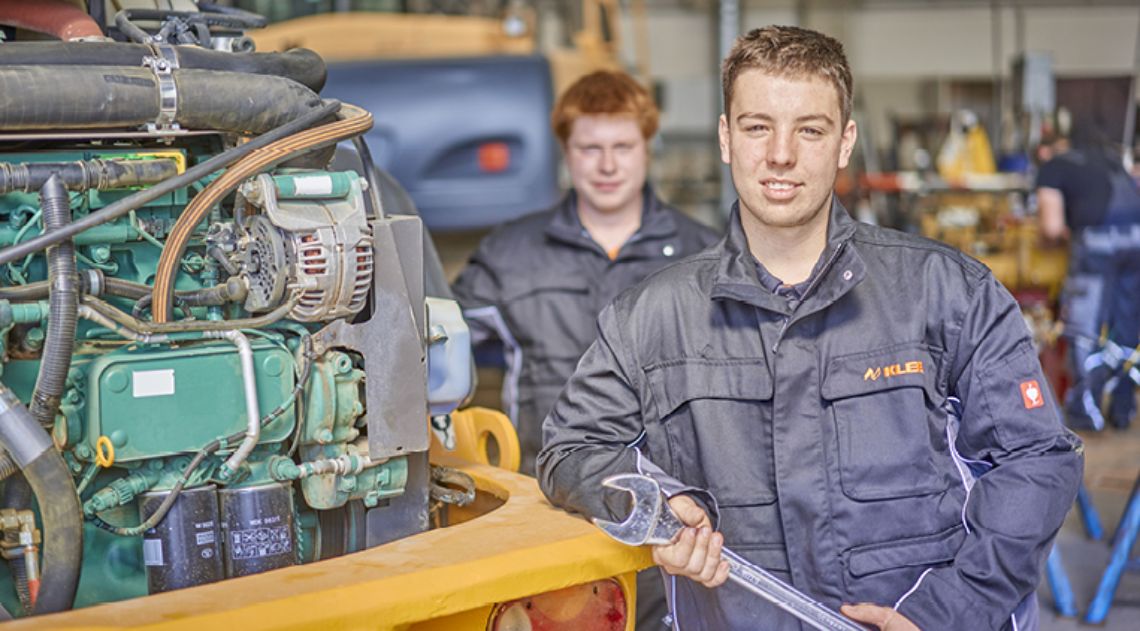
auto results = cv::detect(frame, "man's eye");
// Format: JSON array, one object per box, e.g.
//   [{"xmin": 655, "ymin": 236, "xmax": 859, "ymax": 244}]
[
  {"xmin": 746, "ymin": 124, "xmax": 769, "ymax": 133},
  {"xmin": 801, "ymin": 127, "xmax": 824, "ymax": 137}
]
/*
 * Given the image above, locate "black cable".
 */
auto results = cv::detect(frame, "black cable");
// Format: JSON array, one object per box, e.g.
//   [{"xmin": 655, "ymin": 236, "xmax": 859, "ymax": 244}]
[
  {"xmin": 352, "ymin": 136, "xmax": 385, "ymax": 220},
  {"xmin": 0, "ymin": 100, "xmax": 341, "ymax": 268}
]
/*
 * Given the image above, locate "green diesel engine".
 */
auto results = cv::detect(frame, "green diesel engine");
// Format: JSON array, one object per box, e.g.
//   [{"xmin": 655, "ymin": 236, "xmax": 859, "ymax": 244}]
[{"xmin": 0, "ymin": 8, "xmax": 470, "ymax": 619}]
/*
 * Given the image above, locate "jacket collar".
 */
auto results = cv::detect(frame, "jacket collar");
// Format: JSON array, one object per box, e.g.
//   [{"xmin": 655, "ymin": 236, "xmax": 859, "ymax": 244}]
[
  {"xmin": 711, "ymin": 196, "xmax": 865, "ymax": 315},
  {"xmin": 544, "ymin": 185, "xmax": 678, "ymax": 248}
]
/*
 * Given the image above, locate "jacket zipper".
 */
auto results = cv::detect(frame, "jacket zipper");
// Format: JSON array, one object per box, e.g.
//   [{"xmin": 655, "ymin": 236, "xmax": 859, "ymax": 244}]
[{"xmin": 771, "ymin": 241, "xmax": 847, "ymax": 353}]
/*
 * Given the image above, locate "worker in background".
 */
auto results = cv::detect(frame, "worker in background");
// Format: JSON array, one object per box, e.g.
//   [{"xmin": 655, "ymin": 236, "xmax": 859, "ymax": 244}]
[
  {"xmin": 1037, "ymin": 123, "xmax": 1140, "ymax": 431},
  {"xmin": 452, "ymin": 69, "xmax": 718, "ymax": 629},
  {"xmin": 539, "ymin": 26, "xmax": 1082, "ymax": 630}
]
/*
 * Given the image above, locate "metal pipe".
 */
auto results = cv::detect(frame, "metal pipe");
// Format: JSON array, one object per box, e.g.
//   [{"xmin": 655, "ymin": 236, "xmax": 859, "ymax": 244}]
[
  {"xmin": 205, "ymin": 330, "xmax": 261, "ymax": 481},
  {"xmin": 82, "ymin": 293, "xmax": 298, "ymax": 334}
]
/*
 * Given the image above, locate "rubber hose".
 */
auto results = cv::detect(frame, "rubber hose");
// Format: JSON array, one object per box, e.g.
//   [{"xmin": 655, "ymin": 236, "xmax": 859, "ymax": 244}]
[
  {"xmin": 29, "ymin": 176, "xmax": 77, "ymax": 429},
  {"xmin": 0, "ymin": 100, "xmax": 341, "ymax": 268},
  {"xmin": 0, "ymin": 385, "xmax": 83, "ymax": 614},
  {"xmin": 0, "ymin": 66, "xmax": 321, "ymax": 134},
  {"xmin": 0, "ymin": 159, "xmax": 179, "ymax": 195},
  {"xmin": 0, "ymin": 44, "xmax": 326, "ymax": 92}
]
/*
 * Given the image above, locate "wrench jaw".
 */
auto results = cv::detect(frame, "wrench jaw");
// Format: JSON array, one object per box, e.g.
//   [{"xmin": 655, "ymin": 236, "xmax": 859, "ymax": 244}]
[{"xmin": 593, "ymin": 474, "xmax": 685, "ymax": 547}]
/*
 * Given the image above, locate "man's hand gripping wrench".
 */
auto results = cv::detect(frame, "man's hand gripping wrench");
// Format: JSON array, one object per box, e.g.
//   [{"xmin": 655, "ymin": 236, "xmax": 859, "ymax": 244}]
[{"xmin": 594, "ymin": 473, "xmax": 867, "ymax": 631}]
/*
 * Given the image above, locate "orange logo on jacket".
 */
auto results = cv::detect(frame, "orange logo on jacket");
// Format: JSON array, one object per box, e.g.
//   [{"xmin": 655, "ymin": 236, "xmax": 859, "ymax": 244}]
[
  {"xmin": 1020, "ymin": 380, "xmax": 1044, "ymax": 409},
  {"xmin": 863, "ymin": 361, "xmax": 924, "ymax": 381}
]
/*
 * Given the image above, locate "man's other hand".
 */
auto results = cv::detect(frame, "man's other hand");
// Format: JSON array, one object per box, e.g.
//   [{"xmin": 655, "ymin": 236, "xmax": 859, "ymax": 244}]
[
  {"xmin": 650, "ymin": 494, "xmax": 730, "ymax": 588},
  {"xmin": 840, "ymin": 603, "xmax": 921, "ymax": 630}
]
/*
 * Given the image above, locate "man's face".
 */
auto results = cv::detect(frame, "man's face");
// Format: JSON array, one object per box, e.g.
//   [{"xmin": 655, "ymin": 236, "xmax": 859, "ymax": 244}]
[
  {"xmin": 565, "ymin": 115, "xmax": 648, "ymax": 216},
  {"xmin": 718, "ymin": 70, "xmax": 857, "ymax": 231}
]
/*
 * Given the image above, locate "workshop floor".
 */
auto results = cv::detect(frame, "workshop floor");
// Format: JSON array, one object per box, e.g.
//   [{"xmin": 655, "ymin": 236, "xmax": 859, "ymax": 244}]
[{"xmin": 1038, "ymin": 424, "xmax": 1139, "ymax": 630}]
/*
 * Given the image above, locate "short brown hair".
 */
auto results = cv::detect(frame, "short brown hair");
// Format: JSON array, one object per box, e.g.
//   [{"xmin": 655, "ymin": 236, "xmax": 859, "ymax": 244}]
[
  {"xmin": 721, "ymin": 26, "xmax": 853, "ymax": 123},
  {"xmin": 551, "ymin": 70, "xmax": 659, "ymax": 144}
]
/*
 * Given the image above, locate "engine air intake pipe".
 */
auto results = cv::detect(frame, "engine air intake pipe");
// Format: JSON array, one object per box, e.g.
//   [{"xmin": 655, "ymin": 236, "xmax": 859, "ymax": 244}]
[
  {"xmin": 0, "ymin": 44, "xmax": 326, "ymax": 93},
  {"xmin": 0, "ymin": 66, "xmax": 322, "ymax": 135},
  {"xmin": 0, "ymin": 385, "xmax": 83, "ymax": 614}
]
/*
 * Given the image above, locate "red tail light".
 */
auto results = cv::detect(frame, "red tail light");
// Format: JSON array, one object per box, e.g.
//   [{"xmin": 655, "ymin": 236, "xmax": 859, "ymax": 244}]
[
  {"xmin": 487, "ymin": 578, "xmax": 627, "ymax": 631},
  {"xmin": 478, "ymin": 142, "xmax": 511, "ymax": 173}
]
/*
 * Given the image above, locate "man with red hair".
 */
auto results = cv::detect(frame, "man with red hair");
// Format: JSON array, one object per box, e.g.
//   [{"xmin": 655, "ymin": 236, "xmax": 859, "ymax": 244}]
[
  {"xmin": 454, "ymin": 70, "xmax": 717, "ymax": 477},
  {"xmin": 454, "ymin": 70, "xmax": 717, "ymax": 628}
]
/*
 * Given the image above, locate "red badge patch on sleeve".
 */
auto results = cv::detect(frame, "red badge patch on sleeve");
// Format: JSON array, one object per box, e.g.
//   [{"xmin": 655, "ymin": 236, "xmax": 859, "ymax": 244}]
[{"xmin": 1020, "ymin": 380, "xmax": 1045, "ymax": 409}]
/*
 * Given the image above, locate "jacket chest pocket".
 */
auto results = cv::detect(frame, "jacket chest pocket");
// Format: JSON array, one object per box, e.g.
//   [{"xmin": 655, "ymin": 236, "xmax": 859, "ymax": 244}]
[
  {"xmin": 646, "ymin": 359, "xmax": 776, "ymax": 507},
  {"xmin": 822, "ymin": 343, "xmax": 951, "ymax": 501}
]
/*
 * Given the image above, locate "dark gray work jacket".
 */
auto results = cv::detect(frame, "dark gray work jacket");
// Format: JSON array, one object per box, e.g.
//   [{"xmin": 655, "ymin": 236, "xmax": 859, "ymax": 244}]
[
  {"xmin": 452, "ymin": 189, "xmax": 719, "ymax": 475},
  {"xmin": 538, "ymin": 200, "xmax": 1083, "ymax": 630}
]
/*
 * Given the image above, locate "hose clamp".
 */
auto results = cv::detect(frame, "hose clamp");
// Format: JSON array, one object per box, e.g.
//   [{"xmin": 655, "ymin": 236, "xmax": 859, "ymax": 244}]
[{"xmin": 142, "ymin": 44, "xmax": 180, "ymax": 134}]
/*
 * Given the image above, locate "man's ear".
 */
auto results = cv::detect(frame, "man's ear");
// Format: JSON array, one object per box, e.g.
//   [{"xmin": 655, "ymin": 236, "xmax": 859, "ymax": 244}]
[
  {"xmin": 837, "ymin": 119, "xmax": 858, "ymax": 169},
  {"xmin": 718, "ymin": 114, "xmax": 731, "ymax": 165}
]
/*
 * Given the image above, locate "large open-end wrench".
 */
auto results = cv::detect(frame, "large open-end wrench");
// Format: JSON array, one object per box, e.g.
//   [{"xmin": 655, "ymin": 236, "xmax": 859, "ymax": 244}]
[{"xmin": 594, "ymin": 473, "xmax": 867, "ymax": 631}]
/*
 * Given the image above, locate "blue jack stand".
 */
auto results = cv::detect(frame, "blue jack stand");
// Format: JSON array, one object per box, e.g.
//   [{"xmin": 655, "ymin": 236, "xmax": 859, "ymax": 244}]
[
  {"xmin": 1046, "ymin": 546, "xmax": 1079, "ymax": 617},
  {"xmin": 1085, "ymin": 475, "xmax": 1140, "ymax": 624},
  {"xmin": 1078, "ymin": 482, "xmax": 1105, "ymax": 541}
]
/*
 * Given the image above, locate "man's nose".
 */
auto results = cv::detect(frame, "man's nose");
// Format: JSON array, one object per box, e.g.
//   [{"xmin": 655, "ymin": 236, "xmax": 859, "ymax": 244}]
[
  {"xmin": 767, "ymin": 132, "xmax": 795, "ymax": 168},
  {"xmin": 599, "ymin": 149, "xmax": 617, "ymax": 173}
]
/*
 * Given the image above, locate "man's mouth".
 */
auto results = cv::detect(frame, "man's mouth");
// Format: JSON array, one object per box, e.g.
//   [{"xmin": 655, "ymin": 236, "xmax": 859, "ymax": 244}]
[{"xmin": 762, "ymin": 179, "xmax": 801, "ymax": 199}]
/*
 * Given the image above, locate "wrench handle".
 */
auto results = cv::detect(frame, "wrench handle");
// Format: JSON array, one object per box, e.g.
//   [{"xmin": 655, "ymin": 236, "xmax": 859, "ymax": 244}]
[{"xmin": 721, "ymin": 548, "xmax": 869, "ymax": 631}]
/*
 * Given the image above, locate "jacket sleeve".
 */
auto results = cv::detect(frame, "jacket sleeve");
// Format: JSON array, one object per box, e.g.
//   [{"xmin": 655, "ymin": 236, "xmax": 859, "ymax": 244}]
[
  {"xmin": 896, "ymin": 274, "xmax": 1083, "ymax": 630},
  {"xmin": 537, "ymin": 303, "xmax": 719, "ymax": 525},
  {"xmin": 450, "ymin": 236, "xmax": 507, "ymax": 348}
]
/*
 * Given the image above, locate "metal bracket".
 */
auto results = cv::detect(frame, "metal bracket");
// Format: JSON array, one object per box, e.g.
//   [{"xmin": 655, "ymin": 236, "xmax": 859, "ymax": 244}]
[{"xmin": 142, "ymin": 44, "xmax": 181, "ymax": 134}]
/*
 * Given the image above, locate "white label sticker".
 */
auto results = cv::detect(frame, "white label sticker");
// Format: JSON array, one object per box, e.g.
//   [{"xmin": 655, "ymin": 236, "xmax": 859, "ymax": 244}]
[
  {"xmin": 132, "ymin": 369, "xmax": 175, "ymax": 398},
  {"xmin": 292, "ymin": 175, "xmax": 333, "ymax": 196},
  {"xmin": 143, "ymin": 539, "xmax": 164, "ymax": 567}
]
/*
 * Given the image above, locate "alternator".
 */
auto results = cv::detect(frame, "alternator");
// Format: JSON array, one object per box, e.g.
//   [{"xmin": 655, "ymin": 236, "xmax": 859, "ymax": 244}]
[{"xmin": 238, "ymin": 172, "xmax": 373, "ymax": 322}]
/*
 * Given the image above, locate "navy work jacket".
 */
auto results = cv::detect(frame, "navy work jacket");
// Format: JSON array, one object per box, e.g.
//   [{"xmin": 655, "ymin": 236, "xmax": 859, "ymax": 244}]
[
  {"xmin": 538, "ymin": 200, "xmax": 1083, "ymax": 630},
  {"xmin": 452, "ymin": 189, "xmax": 718, "ymax": 474}
]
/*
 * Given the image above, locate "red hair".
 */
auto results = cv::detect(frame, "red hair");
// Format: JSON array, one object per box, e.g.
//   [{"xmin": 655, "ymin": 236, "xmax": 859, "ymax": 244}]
[{"xmin": 551, "ymin": 70, "xmax": 659, "ymax": 144}]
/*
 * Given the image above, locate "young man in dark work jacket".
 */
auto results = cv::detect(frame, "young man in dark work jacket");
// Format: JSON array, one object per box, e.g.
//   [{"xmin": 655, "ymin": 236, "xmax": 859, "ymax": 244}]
[{"xmin": 538, "ymin": 26, "xmax": 1082, "ymax": 631}]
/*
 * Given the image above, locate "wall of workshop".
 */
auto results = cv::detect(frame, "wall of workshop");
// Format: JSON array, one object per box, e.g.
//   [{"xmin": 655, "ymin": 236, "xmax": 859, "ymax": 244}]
[{"xmin": 614, "ymin": 4, "xmax": 1140, "ymax": 147}]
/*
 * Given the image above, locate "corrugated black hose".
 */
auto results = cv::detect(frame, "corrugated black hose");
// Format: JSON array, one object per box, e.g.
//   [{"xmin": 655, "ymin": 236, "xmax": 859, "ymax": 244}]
[{"xmin": 28, "ymin": 176, "xmax": 77, "ymax": 429}]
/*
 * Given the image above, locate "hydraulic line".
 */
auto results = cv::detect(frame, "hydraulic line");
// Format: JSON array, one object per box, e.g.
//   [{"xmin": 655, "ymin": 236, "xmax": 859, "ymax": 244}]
[
  {"xmin": 0, "ymin": 100, "xmax": 341, "ymax": 268},
  {"xmin": 150, "ymin": 104, "xmax": 373, "ymax": 323},
  {"xmin": 28, "ymin": 176, "xmax": 78, "ymax": 428},
  {"xmin": 83, "ymin": 294, "xmax": 299, "ymax": 334}
]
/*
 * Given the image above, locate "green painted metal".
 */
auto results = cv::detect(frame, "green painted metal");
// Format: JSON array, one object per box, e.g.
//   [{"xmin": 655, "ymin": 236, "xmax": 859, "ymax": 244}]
[
  {"xmin": 84, "ymin": 341, "xmax": 297, "ymax": 463},
  {"xmin": 0, "ymin": 145, "xmax": 409, "ymax": 614},
  {"xmin": 272, "ymin": 171, "xmax": 355, "ymax": 199}
]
